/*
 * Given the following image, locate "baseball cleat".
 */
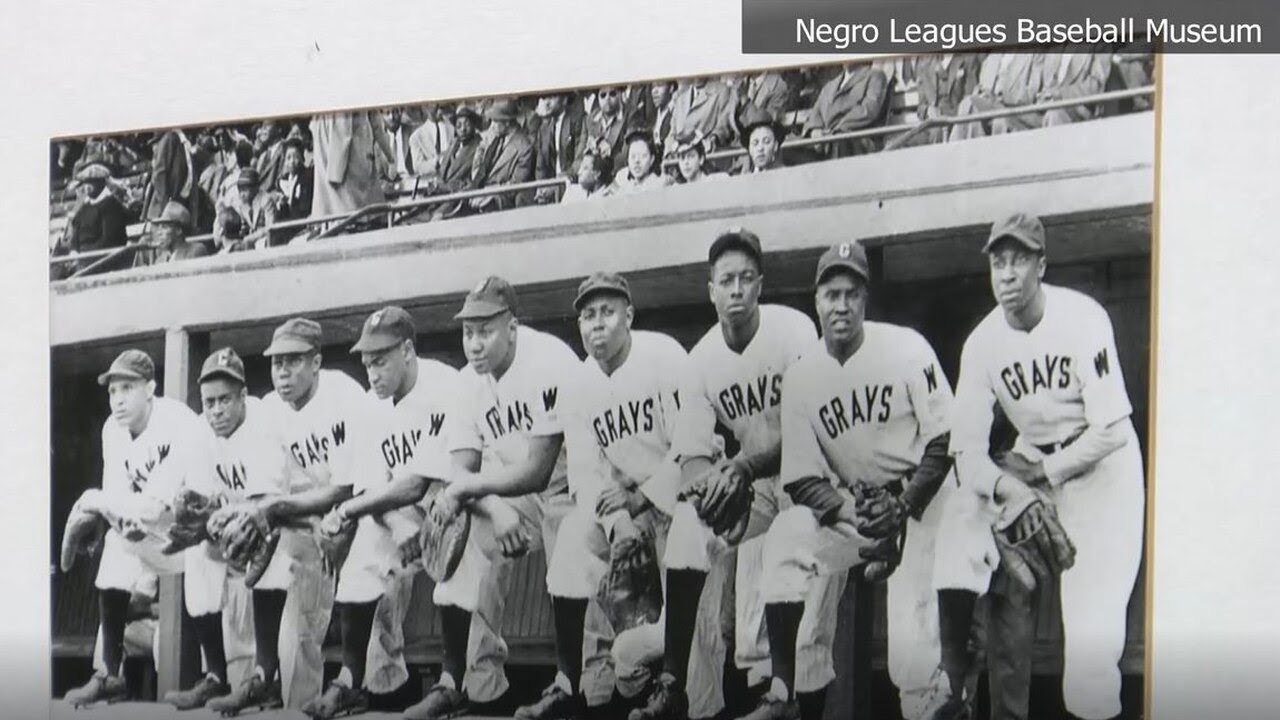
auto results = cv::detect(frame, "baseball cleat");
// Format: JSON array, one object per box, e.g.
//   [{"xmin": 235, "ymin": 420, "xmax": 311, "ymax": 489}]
[
  {"xmin": 205, "ymin": 670, "xmax": 282, "ymax": 716},
  {"xmin": 732, "ymin": 694, "xmax": 799, "ymax": 720},
  {"xmin": 302, "ymin": 681, "xmax": 369, "ymax": 719},
  {"xmin": 64, "ymin": 671, "xmax": 126, "ymax": 708},
  {"xmin": 403, "ymin": 683, "xmax": 470, "ymax": 720},
  {"xmin": 627, "ymin": 673, "xmax": 688, "ymax": 720},
  {"xmin": 513, "ymin": 683, "xmax": 585, "ymax": 720},
  {"xmin": 164, "ymin": 672, "xmax": 231, "ymax": 710}
]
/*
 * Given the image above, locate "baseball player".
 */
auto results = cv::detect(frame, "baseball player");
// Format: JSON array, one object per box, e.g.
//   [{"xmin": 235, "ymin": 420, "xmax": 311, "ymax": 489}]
[
  {"xmin": 754, "ymin": 241, "xmax": 956, "ymax": 720},
  {"xmin": 63, "ymin": 349, "xmax": 211, "ymax": 708},
  {"xmin": 630, "ymin": 228, "xmax": 841, "ymax": 720},
  {"xmin": 519, "ymin": 272, "xmax": 718, "ymax": 720},
  {"xmin": 947, "ymin": 213, "xmax": 1144, "ymax": 720},
  {"xmin": 304, "ymin": 307, "xmax": 458, "ymax": 719},
  {"xmin": 410, "ymin": 276, "xmax": 607, "ymax": 720}
]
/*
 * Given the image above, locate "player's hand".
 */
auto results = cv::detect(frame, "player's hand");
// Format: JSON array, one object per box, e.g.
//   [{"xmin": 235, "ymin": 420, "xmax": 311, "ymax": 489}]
[
  {"xmin": 597, "ymin": 486, "xmax": 651, "ymax": 518},
  {"xmin": 701, "ymin": 461, "xmax": 744, "ymax": 516},
  {"xmin": 993, "ymin": 473, "xmax": 1036, "ymax": 507},
  {"xmin": 996, "ymin": 452, "xmax": 1049, "ymax": 488},
  {"xmin": 608, "ymin": 513, "xmax": 640, "ymax": 550},
  {"xmin": 831, "ymin": 502, "xmax": 864, "ymax": 540},
  {"xmin": 490, "ymin": 501, "xmax": 530, "ymax": 558},
  {"xmin": 430, "ymin": 484, "xmax": 464, "ymax": 526},
  {"xmin": 319, "ymin": 507, "xmax": 352, "ymax": 539}
]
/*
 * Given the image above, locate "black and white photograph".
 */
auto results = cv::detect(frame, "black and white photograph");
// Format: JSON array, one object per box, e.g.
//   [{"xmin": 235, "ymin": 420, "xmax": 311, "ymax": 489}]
[{"xmin": 46, "ymin": 46, "xmax": 1156, "ymax": 720}]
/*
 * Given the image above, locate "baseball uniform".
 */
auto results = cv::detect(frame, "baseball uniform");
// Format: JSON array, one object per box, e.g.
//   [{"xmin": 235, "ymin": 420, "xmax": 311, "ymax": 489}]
[
  {"xmin": 442, "ymin": 324, "xmax": 594, "ymax": 702},
  {"xmin": 668, "ymin": 303, "xmax": 843, "ymax": 694},
  {"xmin": 949, "ymin": 283, "xmax": 1144, "ymax": 720},
  {"xmin": 763, "ymin": 321, "xmax": 955, "ymax": 719}
]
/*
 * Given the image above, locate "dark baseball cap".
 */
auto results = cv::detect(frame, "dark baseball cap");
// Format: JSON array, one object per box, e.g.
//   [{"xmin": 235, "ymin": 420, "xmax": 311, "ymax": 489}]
[
  {"xmin": 984, "ymin": 212, "xmax": 1046, "ymax": 253},
  {"xmin": 573, "ymin": 271, "xmax": 632, "ymax": 311},
  {"xmin": 454, "ymin": 276, "xmax": 519, "ymax": 321},
  {"xmin": 815, "ymin": 241, "xmax": 870, "ymax": 286},
  {"xmin": 97, "ymin": 349, "xmax": 155, "ymax": 386},
  {"xmin": 708, "ymin": 227, "xmax": 764, "ymax": 268},
  {"xmin": 263, "ymin": 317, "xmax": 323, "ymax": 356},
  {"xmin": 199, "ymin": 347, "xmax": 246, "ymax": 384},
  {"xmin": 351, "ymin": 306, "xmax": 416, "ymax": 353}
]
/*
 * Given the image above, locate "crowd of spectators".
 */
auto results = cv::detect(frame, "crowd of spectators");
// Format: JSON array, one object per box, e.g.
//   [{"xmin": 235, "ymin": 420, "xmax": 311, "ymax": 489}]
[{"xmin": 50, "ymin": 48, "xmax": 1153, "ymax": 278}]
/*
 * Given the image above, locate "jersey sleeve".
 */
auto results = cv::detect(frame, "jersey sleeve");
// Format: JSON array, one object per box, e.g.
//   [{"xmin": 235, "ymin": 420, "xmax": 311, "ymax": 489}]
[
  {"xmin": 904, "ymin": 330, "xmax": 954, "ymax": 441},
  {"xmin": 561, "ymin": 382, "xmax": 612, "ymax": 510},
  {"xmin": 399, "ymin": 370, "xmax": 457, "ymax": 483},
  {"xmin": 783, "ymin": 308, "xmax": 819, "ymax": 369},
  {"xmin": 948, "ymin": 332, "xmax": 1002, "ymax": 498},
  {"xmin": 331, "ymin": 375, "xmax": 385, "ymax": 489},
  {"xmin": 150, "ymin": 404, "xmax": 214, "ymax": 501},
  {"xmin": 779, "ymin": 366, "xmax": 827, "ymax": 487},
  {"xmin": 528, "ymin": 339, "xmax": 578, "ymax": 438},
  {"xmin": 671, "ymin": 349, "xmax": 720, "ymax": 462},
  {"xmin": 446, "ymin": 372, "xmax": 485, "ymax": 454},
  {"xmin": 638, "ymin": 337, "xmax": 693, "ymax": 514},
  {"xmin": 1074, "ymin": 302, "xmax": 1133, "ymax": 428}
]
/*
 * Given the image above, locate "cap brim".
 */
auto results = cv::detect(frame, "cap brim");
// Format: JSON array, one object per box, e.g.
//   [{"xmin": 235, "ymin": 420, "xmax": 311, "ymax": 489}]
[
  {"xmin": 262, "ymin": 339, "xmax": 318, "ymax": 356},
  {"xmin": 198, "ymin": 368, "xmax": 245, "ymax": 384},
  {"xmin": 709, "ymin": 235, "xmax": 762, "ymax": 264},
  {"xmin": 983, "ymin": 231, "xmax": 1043, "ymax": 253},
  {"xmin": 815, "ymin": 260, "xmax": 869, "ymax": 287},
  {"xmin": 573, "ymin": 287, "xmax": 631, "ymax": 312},
  {"xmin": 350, "ymin": 333, "xmax": 406, "ymax": 354},
  {"xmin": 453, "ymin": 301, "xmax": 510, "ymax": 321},
  {"xmin": 97, "ymin": 369, "xmax": 147, "ymax": 386}
]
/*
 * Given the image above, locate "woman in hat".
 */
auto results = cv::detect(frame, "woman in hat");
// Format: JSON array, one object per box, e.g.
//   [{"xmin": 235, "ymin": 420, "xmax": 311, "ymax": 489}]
[
  {"xmin": 601, "ymin": 128, "xmax": 670, "ymax": 196},
  {"xmin": 214, "ymin": 168, "xmax": 277, "ymax": 252},
  {"xmin": 670, "ymin": 130, "xmax": 728, "ymax": 185},
  {"xmin": 275, "ymin": 126, "xmax": 314, "ymax": 222}
]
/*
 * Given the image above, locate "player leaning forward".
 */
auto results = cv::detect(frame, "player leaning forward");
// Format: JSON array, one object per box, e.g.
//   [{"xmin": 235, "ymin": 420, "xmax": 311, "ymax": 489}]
[
  {"xmin": 757, "ymin": 241, "xmax": 956, "ymax": 720},
  {"xmin": 946, "ymin": 213, "xmax": 1144, "ymax": 720},
  {"xmin": 62, "ymin": 349, "xmax": 212, "ymax": 707}
]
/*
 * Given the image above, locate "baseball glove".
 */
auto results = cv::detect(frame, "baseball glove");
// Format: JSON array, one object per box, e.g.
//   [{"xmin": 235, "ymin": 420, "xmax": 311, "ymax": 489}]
[
  {"xmin": 418, "ymin": 509, "xmax": 470, "ymax": 583},
  {"xmin": 992, "ymin": 493, "xmax": 1076, "ymax": 592},
  {"xmin": 60, "ymin": 492, "xmax": 108, "ymax": 572},
  {"xmin": 315, "ymin": 510, "xmax": 358, "ymax": 577},
  {"xmin": 207, "ymin": 503, "xmax": 278, "ymax": 587},
  {"xmin": 678, "ymin": 462, "xmax": 755, "ymax": 544},
  {"xmin": 596, "ymin": 534, "xmax": 663, "ymax": 632},
  {"xmin": 851, "ymin": 481, "xmax": 908, "ymax": 540},
  {"xmin": 161, "ymin": 488, "xmax": 221, "ymax": 555}
]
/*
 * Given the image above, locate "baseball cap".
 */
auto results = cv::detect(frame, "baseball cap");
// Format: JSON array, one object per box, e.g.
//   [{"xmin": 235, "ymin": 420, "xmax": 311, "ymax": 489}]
[
  {"xmin": 351, "ymin": 306, "xmax": 416, "ymax": 353},
  {"xmin": 236, "ymin": 168, "xmax": 261, "ymax": 188},
  {"xmin": 573, "ymin": 271, "xmax": 632, "ymax": 311},
  {"xmin": 984, "ymin": 212, "xmax": 1046, "ymax": 253},
  {"xmin": 814, "ymin": 240, "xmax": 870, "ymax": 286},
  {"xmin": 708, "ymin": 227, "xmax": 764, "ymax": 268},
  {"xmin": 199, "ymin": 347, "xmax": 246, "ymax": 384},
  {"xmin": 97, "ymin": 349, "xmax": 155, "ymax": 386},
  {"xmin": 263, "ymin": 317, "xmax": 323, "ymax": 356},
  {"xmin": 454, "ymin": 276, "xmax": 519, "ymax": 321}
]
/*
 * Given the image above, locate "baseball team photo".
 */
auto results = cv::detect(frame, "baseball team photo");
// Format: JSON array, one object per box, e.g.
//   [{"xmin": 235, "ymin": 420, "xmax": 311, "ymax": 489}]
[{"xmin": 47, "ymin": 47, "xmax": 1157, "ymax": 720}]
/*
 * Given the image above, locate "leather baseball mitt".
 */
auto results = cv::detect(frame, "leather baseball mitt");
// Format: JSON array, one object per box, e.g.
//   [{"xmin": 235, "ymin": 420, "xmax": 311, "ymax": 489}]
[
  {"xmin": 208, "ymin": 502, "xmax": 278, "ymax": 587},
  {"xmin": 161, "ymin": 488, "xmax": 222, "ymax": 555},
  {"xmin": 418, "ymin": 509, "xmax": 470, "ymax": 583},
  {"xmin": 851, "ymin": 482, "xmax": 908, "ymax": 540},
  {"xmin": 992, "ymin": 493, "xmax": 1076, "ymax": 592},
  {"xmin": 60, "ymin": 492, "xmax": 108, "ymax": 572},
  {"xmin": 678, "ymin": 462, "xmax": 755, "ymax": 544},
  {"xmin": 596, "ymin": 534, "xmax": 663, "ymax": 632},
  {"xmin": 315, "ymin": 510, "xmax": 358, "ymax": 578},
  {"xmin": 859, "ymin": 530, "xmax": 907, "ymax": 583}
]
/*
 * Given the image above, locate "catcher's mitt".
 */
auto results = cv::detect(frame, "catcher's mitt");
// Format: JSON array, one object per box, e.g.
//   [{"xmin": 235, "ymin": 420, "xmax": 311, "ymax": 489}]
[
  {"xmin": 851, "ymin": 482, "xmax": 908, "ymax": 540},
  {"xmin": 418, "ymin": 509, "xmax": 470, "ymax": 583},
  {"xmin": 161, "ymin": 488, "xmax": 221, "ymax": 555},
  {"xmin": 207, "ymin": 503, "xmax": 278, "ymax": 587},
  {"xmin": 678, "ymin": 462, "xmax": 755, "ymax": 544},
  {"xmin": 60, "ymin": 493, "xmax": 108, "ymax": 572},
  {"xmin": 992, "ymin": 494, "xmax": 1076, "ymax": 592},
  {"xmin": 597, "ymin": 534, "xmax": 663, "ymax": 632}
]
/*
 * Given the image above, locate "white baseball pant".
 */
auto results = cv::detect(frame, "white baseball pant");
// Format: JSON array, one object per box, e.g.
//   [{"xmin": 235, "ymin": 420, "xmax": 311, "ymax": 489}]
[{"xmin": 274, "ymin": 528, "xmax": 336, "ymax": 710}]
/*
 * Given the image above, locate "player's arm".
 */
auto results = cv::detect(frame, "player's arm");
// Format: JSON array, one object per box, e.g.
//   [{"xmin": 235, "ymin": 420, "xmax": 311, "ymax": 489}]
[
  {"xmin": 950, "ymin": 337, "xmax": 1012, "ymax": 502},
  {"xmin": 672, "ymin": 360, "xmax": 721, "ymax": 486},
  {"xmin": 336, "ymin": 472, "xmax": 438, "ymax": 521},
  {"xmin": 778, "ymin": 370, "xmax": 847, "ymax": 526},
  {"xmin": 899, "ymin": 334, "xmax": 956, "ymax": 519},
  {"xmin": 258, "ymin": 483, "xmax": 354, "ymax": 523},
  {"xmin": 450, "ymin": 433, "xmax": 563, "ymax": 499}
]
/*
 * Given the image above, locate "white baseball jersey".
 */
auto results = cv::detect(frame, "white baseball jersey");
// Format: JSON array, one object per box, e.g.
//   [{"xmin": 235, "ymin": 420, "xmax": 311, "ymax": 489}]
[
  {"xmin": 950, "ymin": 284, "xmax": 1133, "ymax": 496},
  {"xmin": 562, "ymin": 330, "xmax": 689, "ymax": 514},
  {"xmin": 368, "ymin": 358, "xmax": 457, "ymax": 499},
  {"xmin": 674, "ymin": 304, "xmax": 818, "ymax": 463},
  {"xmin": 101, "ymin": 395, "xmax": 211, "ymax": 501},
  {"xmin": 780, "ymin": 322, "xmax": 952, "ymax": 490},
  {"xmin": 260, "ymin": 368, "xmax": 383, "ymax": 492},
  {"xmin": 449, "ymin": 326, "xmax": 578, "ymax": 496},
  {"xmin": 200, "ymin": 396, "xmax": 291, "ymax": 500}
]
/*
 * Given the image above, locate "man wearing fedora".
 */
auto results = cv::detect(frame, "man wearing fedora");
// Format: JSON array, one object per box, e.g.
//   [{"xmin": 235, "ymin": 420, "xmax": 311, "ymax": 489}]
[
  {"xmin": 52, "ymin": 149, "xmax": 130, "ymax": 279},
  {"xmin": 802, "ymin": 61, "xmax": 891, "ymax": 158},
  {"xmin": 468, "ymin": 99, "xmax": 536, "ymax": 213},
  {"xmin": 276, "ymin": 127, "xmax": 315, "ymax": 222},
  {"xmin": 214, "ymin": 167, "xmax": 278, "ymax": 252},
  {"xmin": 409, "ymin": 104, "xmax": 457, "ymax": 186},
  {"xmin": 733, "ymin": 105, "xmax": 788, "ymax": 176},
  {"xmin": 132, "ymin": 200, "xmax": 211, "ymax": 267}
]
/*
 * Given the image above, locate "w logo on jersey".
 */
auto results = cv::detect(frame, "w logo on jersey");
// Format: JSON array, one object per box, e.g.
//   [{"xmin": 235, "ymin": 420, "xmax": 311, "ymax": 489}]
[
  {"xmin": 923, "ymin": 364, "xmax": 938, "ymax": 393},
  {"xmin": 542, "ymin": 387, "xmax": 558, "ymax": 412},
  {"xmin": 1093, "ymin": 349, "xmax": 1111, "ymax": 378},
  {"xmin": 124, "ymin": 443, "xmax": 172, "ymax": 493}
]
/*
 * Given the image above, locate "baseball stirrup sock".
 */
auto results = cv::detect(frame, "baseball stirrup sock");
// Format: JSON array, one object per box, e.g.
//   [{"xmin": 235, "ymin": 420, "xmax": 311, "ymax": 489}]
[
  {"xmin": 797, "ymin": 687, "xmax": 828, "ymax": 720},
  {"xmin": 99, "ymin": 589, "xmax": 131, "ymax": 676},
  {"xmin": 551, "ymin": 597, "xmax": 588, "ymax": 692},
  {"xmin": 662, "ymin": 569, "xmax": 707, "ymax": 683},
  {"xmin": 763, "ymin": 601, "xmax": 804, "ymax": 700},
  {"xmin": 339, "ymin": 600, "xmax": 379, "ymax": 689},
  {"xmin": 938, "ymin": 589, "xmax": 979, "ymax": 698},
  {"xmin": 192, "ymin": 611, "xmax": 228, "ymax": 682},
  {"xmin": 251, "ymin": 589, "xmax": 287, "ymax": 681},
  {"xmin": 439, "ymin": 605, "xmax": 471, "ymax": 687}
]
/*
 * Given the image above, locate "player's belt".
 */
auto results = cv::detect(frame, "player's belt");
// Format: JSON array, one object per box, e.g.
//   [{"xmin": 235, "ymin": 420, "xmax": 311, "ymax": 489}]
[{"xmin": 1035, "ymin": 430, "xmax": 1085, "ymax": 456}]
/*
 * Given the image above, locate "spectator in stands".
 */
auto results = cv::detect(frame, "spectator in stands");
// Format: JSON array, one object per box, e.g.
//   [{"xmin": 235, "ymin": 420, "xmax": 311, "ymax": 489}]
[
  {"xmin": 1038, "ymin": 51, "xmax": 1114, "ymax": 126},
  {"xmin": 214, "ymin": 168, "xmax": 276, "ymax": 252},
  {"xmin": 408, "ymin": 104, "xmax": 455, "ymax": 184},
  {"xmin": 670, "ymin": 131, "xmax": 727, "ymax": 184},
  {"xmin": 203, "ymin": 139, "xmax": 255, "ymax": 212},
  {"xmin": 142, "ymin": 128, "xmax": 205, "ymax": 229},
  {"xmin": 51, "ymin": 139, "xmax": 85, "ymax": 183},
  {"xmin": 275, "ymin": 128, "xmax": 314, "ymax": 221},
  {"xmin": 601, "ymin": 129, "xmax": 669, "ymax": 196},
  {"xmin": 584, "ymin": 85, "xmax": 631, "ymax": 179},
  {"xmin": 914, "ymin": 54, "xmax": 982, "ymax": 144},
  {"xmin": 1112, "ymin": 45, "xmax": 1154, "ymax": 111},
  {"xmin": 534, "ymin": 93, "xmax": 586, "ymax": 203},
  {"xmin": 309, "ymin": 110, "xmax": 395, "ymax": 216},
  {"xmin": 431, "ymin": 106, "xmax": 483, "ymax": 196},
  {"xmin": 560, "ymin": 150, "xmax": 606, "ymax": 202},
  {"xmin": 133, "ymin": 201, "xmax": 211, "ymax": 267},
  {"xmin": 650, "ymin": 81, "xmax": 677, "ymax": 155},
  {"xmin": 668, "ymin": 77, "xmax": 736, "ymax": 157},
  {"xmin": 252, "ymin": 121, "xmax": 287, "ymax": 195},
  {"xmin": 736, "ymin": 71, "xmax": 792, "ymax": 125},
  {"xmin": 51, "ymin": 152, "xmax": 130, "ymax": 279},
  {"xmin": 802, "ymin": 60, "xmax": 890, "ymax": 156},
  {"xmin": 734, "ymin": 104, "xmax": 787, "ymax": 175},
  {"xmin": 949, "ymin": 53, "xmax": 1045, "ymax": 141},
  {"xmin": 382, "ymin": 106, "xmax": 420, "ymax": 179},
  {"xmin": 622, "ymin": 84, "xmax": 657, "ymax": 137},
  {"xmin": 468, "ymin": 99, "xmax": 535, "ymax": 212}
]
